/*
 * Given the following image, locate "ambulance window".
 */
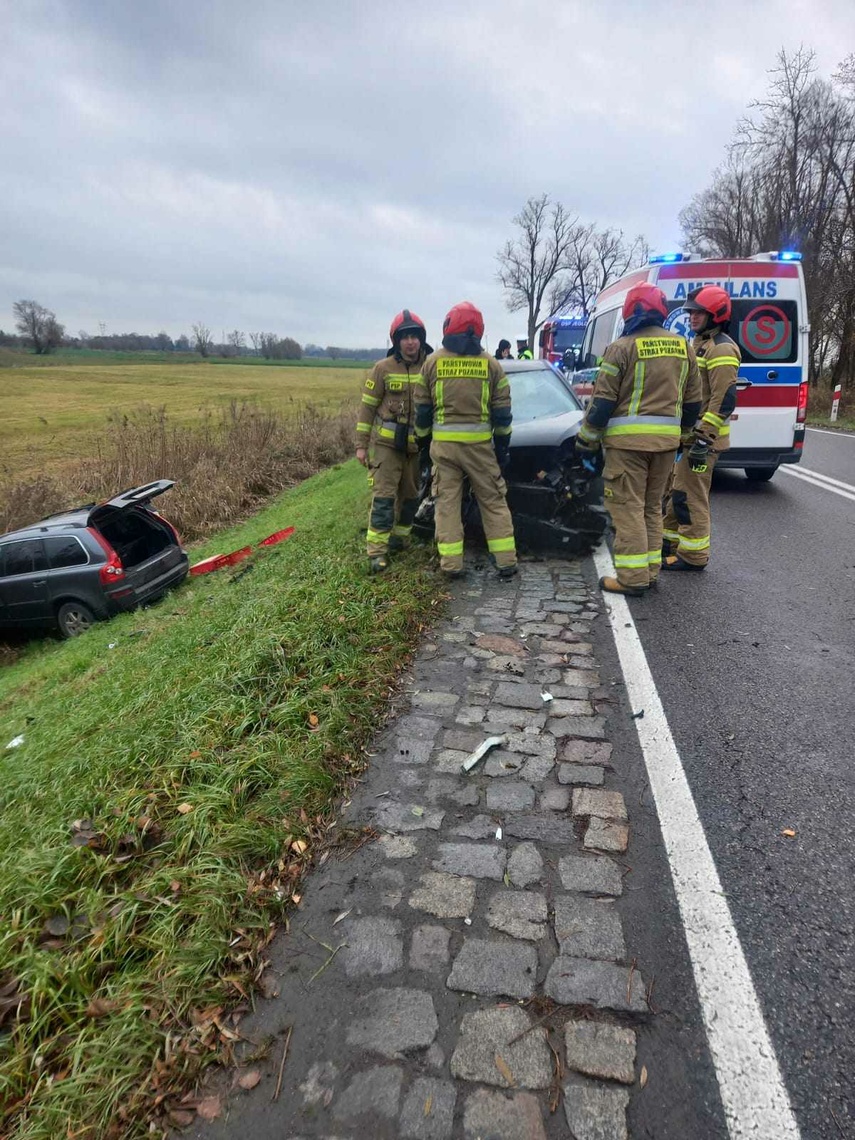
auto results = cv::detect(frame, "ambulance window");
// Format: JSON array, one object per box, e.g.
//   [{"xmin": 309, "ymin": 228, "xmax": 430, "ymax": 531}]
[
  {"xmin": 583, "ymin": 312, "xmax": 617, "ymax": 367},
  {"xmin": 732, "ymin": 300, "xmax": 798, "ymax": 364}
]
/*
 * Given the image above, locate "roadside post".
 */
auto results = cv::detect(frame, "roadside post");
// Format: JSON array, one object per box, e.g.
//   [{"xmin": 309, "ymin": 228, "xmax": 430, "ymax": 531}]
[{"xmin": 831, "ymin": 383, "xmax": 842, "ymax": 422}]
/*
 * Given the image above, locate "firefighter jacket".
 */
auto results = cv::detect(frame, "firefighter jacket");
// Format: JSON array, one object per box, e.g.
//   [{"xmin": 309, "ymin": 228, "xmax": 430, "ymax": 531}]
[
  {"xmin": 578, "ymin": 324, "xmax": 702, "ymax": 453},
  {"xmin": 355, "ymin": 348, "xmax": 428, "ymax": 455},
  {"xmin": 413, "ymin": 348, "xmax": 512, "ymax": 445},
  {"xmin": 692, "ymin": 328, "xmax": 741, "ymax": 453}
]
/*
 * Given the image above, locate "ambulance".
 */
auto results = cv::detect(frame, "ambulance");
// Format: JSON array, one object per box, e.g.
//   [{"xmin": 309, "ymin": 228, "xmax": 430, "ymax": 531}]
[{"xmin": 575, "ymin": 251, "xmax": 808, "ymax": 480}]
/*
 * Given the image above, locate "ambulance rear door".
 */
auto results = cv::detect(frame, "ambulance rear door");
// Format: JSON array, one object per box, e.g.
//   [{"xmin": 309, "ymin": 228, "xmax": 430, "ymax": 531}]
[{"xmin": 656, "ymin": 257, "xmax": 806, "ymax": 470}]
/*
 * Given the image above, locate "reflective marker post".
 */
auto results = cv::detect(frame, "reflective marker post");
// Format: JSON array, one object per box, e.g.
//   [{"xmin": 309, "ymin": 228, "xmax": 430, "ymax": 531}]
[{"xmin": 831, "ymin": 383, "xmax": 842, "ymax": 422}]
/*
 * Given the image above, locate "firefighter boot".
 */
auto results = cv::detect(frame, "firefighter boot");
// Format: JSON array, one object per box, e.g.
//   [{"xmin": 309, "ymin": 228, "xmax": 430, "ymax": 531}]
[
  {"xmin": 368, "ymin": 555, "xmax": 389, "ymax": 575},
  {"xmin": 599, "ymin": 575, "xmax": 646, "ymax": 598},
  {"xmin": 663, "ymin": 556, "xmax": 705, "ymax": 572}
]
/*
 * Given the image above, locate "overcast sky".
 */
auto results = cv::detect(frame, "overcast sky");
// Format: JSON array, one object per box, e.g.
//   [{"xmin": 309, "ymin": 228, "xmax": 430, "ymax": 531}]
[{"xmin": 1, "ymin": 0, "xmax": 852, "ymax": 349}]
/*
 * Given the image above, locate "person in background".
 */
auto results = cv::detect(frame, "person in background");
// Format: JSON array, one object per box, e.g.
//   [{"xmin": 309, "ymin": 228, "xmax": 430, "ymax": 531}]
[
  {"xmin": 355, "ymin": 309, "xmax": 431, "ymax": 574},
  {"xmin": 495, "ymin": 339, "xmax": 513, "ymax": 360},
  {"xmin": 515, "ymin": 336, "xmax": 533, "ymax": 360}
]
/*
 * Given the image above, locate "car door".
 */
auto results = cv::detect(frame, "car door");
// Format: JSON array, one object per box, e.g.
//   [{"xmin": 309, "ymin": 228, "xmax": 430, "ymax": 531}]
[{"xmin": 0, "ymin": 539, "xmax": 51, "ymax": 625}]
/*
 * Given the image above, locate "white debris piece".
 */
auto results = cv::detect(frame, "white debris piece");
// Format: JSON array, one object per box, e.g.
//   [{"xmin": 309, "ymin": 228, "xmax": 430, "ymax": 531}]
[{"xmin": 461, "ymin": 735, "xmax": 507, "ymax": 773}]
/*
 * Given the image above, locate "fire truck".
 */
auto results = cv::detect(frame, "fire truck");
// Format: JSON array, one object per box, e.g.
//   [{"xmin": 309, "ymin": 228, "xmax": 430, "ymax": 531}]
[{"xmin": 538, "ymin": 315, "xmax": 587, "ymax": 369}]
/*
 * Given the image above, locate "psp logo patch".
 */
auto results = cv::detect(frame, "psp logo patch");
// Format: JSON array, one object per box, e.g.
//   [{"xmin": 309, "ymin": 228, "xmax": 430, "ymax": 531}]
[{"xmin": 664, "ymin": 308, "xmax": 694, "ymax": 341}]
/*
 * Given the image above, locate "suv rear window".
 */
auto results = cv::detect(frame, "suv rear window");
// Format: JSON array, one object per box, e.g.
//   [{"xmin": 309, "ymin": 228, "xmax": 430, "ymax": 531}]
[
  {"xmin": 44, "ymin": 535, "xmax": 89, "ymax": 569},
  {"xmin": 0, "ymin": 539, "xmax": 48, "ymax": 578}
]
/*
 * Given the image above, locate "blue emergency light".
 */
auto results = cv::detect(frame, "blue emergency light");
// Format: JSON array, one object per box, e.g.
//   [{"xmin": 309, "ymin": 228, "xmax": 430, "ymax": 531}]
[
  {"xmin": 649, "ymin": 252, "xmax": 684, "ymax": 264},
  {"xmin": 773, "ymin": 250, "xmax": 802, "ymax": 261}
]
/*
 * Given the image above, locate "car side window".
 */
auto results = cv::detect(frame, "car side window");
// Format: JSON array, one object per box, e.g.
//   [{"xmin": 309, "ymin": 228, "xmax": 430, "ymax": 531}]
[
  {"xmin": 1, "ymin": 539, "xmax": 48, "ymax": 578},
  {"xmin": 44, "ymin": 536, "xmax": 89, "ymax": 569},
  {"xmin": 582, "ymin": 312, "xmax": 617, "ymax": 368}
]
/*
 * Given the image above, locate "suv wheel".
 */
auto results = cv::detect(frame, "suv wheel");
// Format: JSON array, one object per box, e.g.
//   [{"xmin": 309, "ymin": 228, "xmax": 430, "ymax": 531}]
[{"xmin": 57, "ymin": 601, "xmax": 96, "ymax": 638}]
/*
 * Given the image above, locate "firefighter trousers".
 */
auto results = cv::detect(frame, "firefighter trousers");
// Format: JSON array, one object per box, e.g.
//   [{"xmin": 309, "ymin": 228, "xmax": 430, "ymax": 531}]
[
  {"xmin": 366, "ymin": 445, "xmax": 420, "ymax": 557},
  {"xmin": 662, "ymin": 450, "xmax": 719, "ymax": 566},
  {"xmin": 603, "ymin": 447, "xmax": 677, "ymax": 588},
  {"xmin": 431, "ymin": 439, "xmax": 516, "ymax": 572}
]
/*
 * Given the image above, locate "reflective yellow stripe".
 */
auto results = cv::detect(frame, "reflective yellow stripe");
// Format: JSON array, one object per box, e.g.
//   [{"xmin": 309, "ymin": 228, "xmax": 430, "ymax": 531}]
[
  {"xmin": 362, "ymin": 394, "xmax": 381, "ymax": 407},
  {"xmin": 415, "ymin": 425, "xmax": 431, "ymax": 438},
  {"xmin": 697, "ymin": 358, "xmax": 709, "ymax": 370},
  {"xmin": 707, "ymin": 357, "xmax": 740, "ymax": 369},
  {"xmin": 481, "ymin": 379, "xmax": 489, "ymax": 421},
  {"xmin": 496, "ymin": 377, "xmax": 510, "ymax": 391},
  {"xmin": 629, "ymin": 360, "xmax": 645, "ymax": 417},
  {"xmin": 356, "ymin": 423, "xmax": 371, "ymax": 434},
  {"xmin": 677, "ymin": 534, "xmax": 710, "ymax": 551},
  {"xmin": 437, "ymin": 540, "xmax": 464, "ymax": 555},
  {"xmin": 604, "ymin": 424, "xmax": 681, "ymax": 437},
  {"xmin": 579, "ymin": 424, "xmax": 602, "ymax": 443},
  {"xmin": 676, "ymin": 358, "xmax": 689, "ymax": 421},
  {"xmin": 435, "ymin": 379, "xmax": 445, "ymax": 424},
  {"xmin": 702, "ymin": 411, "xmax": 726, "ymax": 427},
  {"xmin": 614, "ymin": 552, "xmax": 649, "ymax": 568},
  {"xmin": 599, "ymin": 362, "xmax": 620, "ymax": 377},
  {"xmin": 392, "ymin": 524, "xmax": 412, "ymax": 536},
  {"xmin": 487, "ymin": 536, "xmax": 516, "ymax": 553},
  {"xmin": 718, "ymin": 424, "xmax": 730, "ymax": 437},
  {"xmin": 663, "ymin": 528, "xmax": 680, "ymax": 542},
  {"xmin": 366, "ymin": 529, "xmax": 390, "ymax": 545},
  {"xmin": 647, "ymin": 550, "xmax": 662, "ymax": 565},
  {"xmin": 433, "ymin": 428, "xmax": 493, "ymax": 442},
  {"xmin": 493, "ymin": 425, "xmax": 512, "ymax": 436}
]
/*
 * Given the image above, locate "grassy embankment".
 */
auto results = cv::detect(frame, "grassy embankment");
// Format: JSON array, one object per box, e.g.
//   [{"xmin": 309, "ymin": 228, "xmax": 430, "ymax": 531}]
[
  {"xmin": 0, "ymin": 461, "xmax": 442, "ymax": 1138},
  {"xmin": 806, "ymin": 384, "xmax": 855, "ymax": 431}
]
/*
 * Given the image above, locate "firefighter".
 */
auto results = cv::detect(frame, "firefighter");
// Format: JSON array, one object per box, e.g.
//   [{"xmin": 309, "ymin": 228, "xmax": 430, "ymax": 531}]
[
  {"xmin": 516, "ymin": 335, "xmax": 533, "ymax": 360},
  {"xmin": 355, "ymin": 309, "xmax": 431, "ymax": 574},
  {"xmin": 575, "ymin": 283, "xmax": 702, "ymax": 596},
  {"xmin": 662, "ymin": 286, "xmax": 740, "ymax": 571},
  {"xmin": 414, "ymin": 301, "xmax": 517, "ymax": 579}
]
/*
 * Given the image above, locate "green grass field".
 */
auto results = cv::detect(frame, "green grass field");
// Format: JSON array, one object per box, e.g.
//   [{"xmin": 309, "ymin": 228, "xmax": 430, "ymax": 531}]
[
  {"xmin": 1, "ymin": 358, "xmax": 366, "ymax": 481},
  {"xmin": 0, "ymin": 461, "xmax": 440, "ymax": 1138}
]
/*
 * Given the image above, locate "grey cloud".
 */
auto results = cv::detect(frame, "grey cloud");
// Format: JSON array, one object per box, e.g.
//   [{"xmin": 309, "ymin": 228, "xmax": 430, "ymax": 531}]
[{"xmin": 2, "ymin": 0, "xmax": 852, "ymax": 346}]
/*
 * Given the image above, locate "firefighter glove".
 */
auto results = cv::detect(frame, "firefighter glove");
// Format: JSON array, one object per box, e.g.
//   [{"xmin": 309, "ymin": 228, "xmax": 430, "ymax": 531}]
[
  {"xmin": 687, "ymin": 437, "xmax": 712, "ymax": 473},
  {"xmin": 574, "ymin": 434, "xmax": 600, "ymax": 461}
]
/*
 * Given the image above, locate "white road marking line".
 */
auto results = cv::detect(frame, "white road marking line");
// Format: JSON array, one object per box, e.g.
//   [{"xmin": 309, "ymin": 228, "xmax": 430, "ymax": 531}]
[
  {"xmin": 785, "ymin": 465, "xmax": 855, "ymax": 493},
  {"xmin": 805, "ymin": 426, "xmax": 855, "ymax": 438},
  {"xmin": 593, "ymin": 545, "xmax": 801, "ymax": 1140},
  {"xmin": 781, "ymin": 466, "xmax": 855, "ymax": 503}
]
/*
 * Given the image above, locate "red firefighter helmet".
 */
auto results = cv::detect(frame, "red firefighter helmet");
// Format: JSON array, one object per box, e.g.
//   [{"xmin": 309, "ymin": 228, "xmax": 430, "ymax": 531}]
[
  {"xmin": 622, "ymin": 283, "xmax": 668, "ymax": 321},
  {"xmin": 443, "ymin": 301, "xmax": 484, "ymax": 339},
  {"xmin": 683, "ymin": 285, "xmax": 731, "ymax": 324},
  {"xmin": 389, "ymin": 309, "xmax": 426, "ymax": 343}
]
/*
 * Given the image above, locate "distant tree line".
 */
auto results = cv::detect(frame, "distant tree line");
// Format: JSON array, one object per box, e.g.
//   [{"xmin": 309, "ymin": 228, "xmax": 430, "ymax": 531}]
[
  {"xmin": 1, "ymin": 307, "xmax": 386, "ymax": 362},
  {"xmin": 680, "ymin": 48, "xmax": 855, "ymax": 387}
]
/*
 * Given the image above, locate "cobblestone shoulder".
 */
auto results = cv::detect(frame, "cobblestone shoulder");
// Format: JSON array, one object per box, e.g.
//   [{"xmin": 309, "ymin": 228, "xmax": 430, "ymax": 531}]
[{"xmin": 198, "ymin": 560, "xmax": 647, "ymax": 1140}]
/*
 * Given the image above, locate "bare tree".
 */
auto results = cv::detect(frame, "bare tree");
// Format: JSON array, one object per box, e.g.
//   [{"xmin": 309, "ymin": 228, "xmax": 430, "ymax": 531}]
[
  {"xmin": 13, "ymin": 299, "xmax": 65, "ymax": 354},
  {"xmin": 226, "ymin": 329, "xmax": 246, "ymax": 357},
  {"xmin": 496, "ymin": 195, "xmax": 585, "ymax": 347},
  {"xmin": 192, "ymin": 323, "xmax": 213, "ymax": 357},
  {"xmin": 248, "ymin": 332, "xmax": 262, "ymax": 356},
  {"xmin": 680, "ymin": 48, "xmax": 855, "ymax": 386}
]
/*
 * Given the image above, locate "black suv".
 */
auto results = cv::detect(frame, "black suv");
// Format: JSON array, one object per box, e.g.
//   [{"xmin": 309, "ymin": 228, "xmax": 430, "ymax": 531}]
[{"xmin": 0, "ymin": 480, "xmax": 189, "ymax": 638}]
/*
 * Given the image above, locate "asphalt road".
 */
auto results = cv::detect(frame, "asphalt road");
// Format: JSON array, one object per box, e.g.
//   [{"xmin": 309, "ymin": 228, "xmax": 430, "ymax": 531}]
[{"xmin": 610, "ymin": 427, "xmax": 855, "ymax": 1138}]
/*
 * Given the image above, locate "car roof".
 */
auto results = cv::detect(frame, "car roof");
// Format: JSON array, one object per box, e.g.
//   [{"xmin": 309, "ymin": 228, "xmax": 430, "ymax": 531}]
[
  {"xmin": 1, "ymin": 510, "xmax": 94, "ymax": 541},
  {"xmin": 500, "ymin": 359, "xmax": 558, "ymax": 372}
]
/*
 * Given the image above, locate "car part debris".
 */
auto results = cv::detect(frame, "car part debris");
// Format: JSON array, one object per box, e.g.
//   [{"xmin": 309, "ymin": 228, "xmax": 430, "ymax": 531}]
[{"xmin": 462, "ymin": 735, "xmax": 507, "ymax": 773}]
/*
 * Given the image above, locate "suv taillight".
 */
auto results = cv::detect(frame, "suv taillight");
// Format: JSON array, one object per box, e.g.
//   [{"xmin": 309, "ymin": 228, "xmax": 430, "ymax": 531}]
[
  {"xmin": 88, "ymin": 527, "xmax": 126, "ymax": 585},
  {"xmin": 797, "ymin": 381, "xmax": 809, "ymax": 424}
]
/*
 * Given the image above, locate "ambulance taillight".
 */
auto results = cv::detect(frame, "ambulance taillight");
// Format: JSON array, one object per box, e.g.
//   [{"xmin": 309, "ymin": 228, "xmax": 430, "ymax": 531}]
[{"xmin": 797, "ymin": 382, "xmax": 809, "ymax": 424}]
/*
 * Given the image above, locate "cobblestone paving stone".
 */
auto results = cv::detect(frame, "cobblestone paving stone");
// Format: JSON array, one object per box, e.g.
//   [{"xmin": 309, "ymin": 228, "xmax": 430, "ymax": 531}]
[{"xmin": 214, "ymin": 559, "xmax": 649, "ymax": 1138}]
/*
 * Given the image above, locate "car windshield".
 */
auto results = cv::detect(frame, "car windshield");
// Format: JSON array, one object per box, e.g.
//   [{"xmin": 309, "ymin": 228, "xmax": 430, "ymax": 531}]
[
  {"xmin": 553, "ymin": 328, "xmax": 584, "ymax": 352},
  {"xmin": 507, "ymin": 366, "xmax": 582, "ymax": 423}
]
